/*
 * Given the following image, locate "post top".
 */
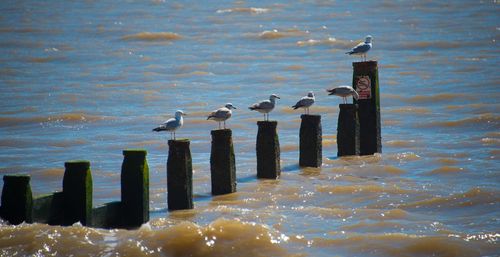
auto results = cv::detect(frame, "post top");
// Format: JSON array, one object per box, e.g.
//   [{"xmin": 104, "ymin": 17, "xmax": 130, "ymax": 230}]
[
  {"xmin": 352, "ymin": 60, "xmax": 377, "ymax": 66},
  {"xmin": 352, "ymin": 60, "xmax": 378, "ymax": 72},
  {"xmin": 257, "ymin": 120, "xmax": 278, "ymax": 126},
  {"xmin": 64, "ymin": 160, "xmax": 91, "ymax": 169},
  {"xmin": 168, "ymin": 138, "xmax": 191, "ymax": 147},
  {"xmin": 3, "ymin": 174, "xmax": 31, "ymax": 183},
  {"xmin": 123, "ymin": 149, "xmax": 147, "ymax": 157},
  {"xmin": 300, "ymin": 114, "xmax": 321, "ymax": 120},
  {"xmin": 211, "ymin": 128, "xmax": 232, "ymax": 136}
]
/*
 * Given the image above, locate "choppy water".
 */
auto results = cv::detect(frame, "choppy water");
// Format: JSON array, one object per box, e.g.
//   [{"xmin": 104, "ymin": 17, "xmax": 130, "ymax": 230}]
[{"xmin": 1, "ymin": 0, "xmax": 499, "ymax": 256}]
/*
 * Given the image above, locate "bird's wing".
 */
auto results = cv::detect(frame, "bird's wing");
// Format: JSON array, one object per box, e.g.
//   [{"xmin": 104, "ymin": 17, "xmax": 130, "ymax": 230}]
[
  {"xmin": 293, "ymin": 97, "xmax": 313, "ymax": 108},
  {"xmin": 336, "ymin": 87, "xmax": 353, "ymax": 95},
  {"xmin": 250, "ymin": 100, "xmax": 272, "ymax": 110},
  {"xmin": 163, "ymin": 118, "xmax": 178, "ymax": 130},
  {"xmin": 350, "ymin": 43, "xmax": 370, "ymax": 54},
  {"xmin": 214, "ymin": 108, "xmax": 230, "ymax": 118}
]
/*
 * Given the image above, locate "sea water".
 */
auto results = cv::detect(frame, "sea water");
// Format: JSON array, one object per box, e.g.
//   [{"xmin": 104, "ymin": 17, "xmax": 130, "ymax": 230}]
[{"xmin": 0, "ymin": 1, "xmax": 498, "ymax": 256}]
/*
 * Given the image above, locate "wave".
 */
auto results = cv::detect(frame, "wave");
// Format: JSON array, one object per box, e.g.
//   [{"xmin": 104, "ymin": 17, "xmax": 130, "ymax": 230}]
[
  {"xmin": 421, "ymin": 113, "xmax": 499, "ymax": 128},
  {"xmin": 404, "ymin": 93, "xmax": 472, "ymax": 103},
  {"xmin": 385, "ymin": 107, "xmax": 430, "ymax": 114},
  {"xmin": 121, "ymin": 32, "xmax": 182, "ymax": 41},
  {"xmin": 0, "ymin": 113, "xmax": 110, "ymax": 127},
  {"xmin": 256, "ymin": 29, "xmax": 309, "ymax": 40},
  {"xmin": 316, "ymin": 184, "xmax": 412, "ymax": 195},
  {"xmin": 397, "ymin": 40, "xmax": 484, "ymax": 50},
  {"xmin": 296, "ymin": 37, "xmax": 352, "ymax": 48},
  {"xmin": 28, "ymin": 56, "xmax": 65, "ymax": 63},
  {"xmin": 312, "ymin": 233, "xmax": 485, "ymax": 256},
  {"xmin": 426, "ymin": 166, "xmax": 465, "ymax": 175},
  {"xmin": 0, "ymin": 219, "xmax": 292, "ymax": 257},
  {"xmin": 216, "ymin": 7, "xmax": 270, "ymax": 14},
  {"xmin": 385, "ymin": 152, "xmax": 421, "ymax": 162},
  {"xmin": 400, "ymin": 187, "xmax": 499, "ymax": 210}
]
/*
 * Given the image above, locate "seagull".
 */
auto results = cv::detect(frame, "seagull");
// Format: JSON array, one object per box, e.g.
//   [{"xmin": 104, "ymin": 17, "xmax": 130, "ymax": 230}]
[
  {"xmin": 327, "ymin": 86, "xmax": 359, "ymax": 104},
  {"xmin": 152, "ymin": 110, "xmax": 186, "ymax": 140},
  {"xmin": 292, "ymin": 91, "xmax": 315, "ymax": 114},
  {"xmin": 346, "ymin": 35, "xmax": 372, "ymax": 61},
  {"xmin": 207, "ymin": 103, "xmax": 237, "ymax": 129},
  {"xmin": 249, "ymin": 94, "xmax": 280, "ymax": 121}
]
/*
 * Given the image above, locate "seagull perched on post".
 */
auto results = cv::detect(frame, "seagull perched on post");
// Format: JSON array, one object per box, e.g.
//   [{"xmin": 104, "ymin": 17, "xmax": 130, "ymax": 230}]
[
  {"xmin": 327, "ymin": 86, "xmax": 359, "ymax": 104},
  {"xmin": 249, "ymin": 94, "xmax": 280, "ymax": 121},
  {"xmin": 207, "ymin": 103, "xmax": 237, "ymax": 129},
  {"xmin": 292, "ymin": 91, "xmax": 315, "ymax": 114},
  {"xmin": 346, "ymin": 35, "xmax": 372, "ymax": 61},
  {"xmin": 152, "ymin": 110, "xmax": 186, "ymax": 140}
]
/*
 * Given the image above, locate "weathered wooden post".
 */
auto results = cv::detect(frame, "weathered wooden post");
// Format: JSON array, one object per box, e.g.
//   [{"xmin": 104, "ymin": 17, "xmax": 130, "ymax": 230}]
[
  {"xmin": 0, "ymin": 174, "xmax": 32, "ymax": 224},
  {"xmin": 337, "ymin": 104, "xmax": 360, "ymax": 156},
  {"xmin": 256, "ymin": 121, "xmax": 281, "ymax": 179},
  {"xmin": 63, "ymin": 160, "xmax": 92, "ymax": 226},
  {"xmin": 121, "ymin": 149, "xmax": 149, "ymax": 227},
  {"xmin": 167, "ymin": 139, "xmax": 193, "ymax": 210},
  {"xmin": 352, "ymin": 61, "xmax": 382, "ymax": 155},
  {"xmin": 210, "ymin": 129, "xmax": 237, "ymax": 195},
  {"xmin": 299, "ymin": 114, "xmax": 322, "ymax": 167}
]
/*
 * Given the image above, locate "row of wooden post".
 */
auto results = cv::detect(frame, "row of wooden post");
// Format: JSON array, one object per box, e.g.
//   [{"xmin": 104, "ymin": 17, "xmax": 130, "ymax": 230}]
[
  {"xmin": 0, "ymin": 61, "xmax": 381, "ymax": 228},
  {"xmin": 0, "ymin": 150, "xmax": 148, "ymax": 228}
]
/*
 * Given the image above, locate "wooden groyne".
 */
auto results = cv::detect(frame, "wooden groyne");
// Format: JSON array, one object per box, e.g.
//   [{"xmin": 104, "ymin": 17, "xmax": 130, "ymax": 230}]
[{"xmin": 0, "ymin": 60, "xmax": 383, "ymax": 228}]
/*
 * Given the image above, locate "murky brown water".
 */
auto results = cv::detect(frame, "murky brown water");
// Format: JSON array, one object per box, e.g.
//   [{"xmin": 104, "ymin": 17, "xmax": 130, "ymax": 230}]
[{"xmin": 0, "ymin": 0, "xmax": 499, "ymax": 256}]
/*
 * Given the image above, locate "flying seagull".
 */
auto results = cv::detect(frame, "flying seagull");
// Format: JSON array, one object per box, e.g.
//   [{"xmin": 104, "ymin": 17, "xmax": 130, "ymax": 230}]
[
  {"xmin": 327, "ymin": 86, "xmax": 359, "ymax": 104},
  {"xmin": 249, "ymin": 94, "xmax": 280, "ymax": 121},
  {"xmin": 207, "ymin": 103, "xmax": 237, "ymax": 129},
  {"xmin": 292, "ymin": 91, "xmax": 315, "ymax": 114},
  {"xmin": 346, "ymin": 35, "xmax": 372, "ymax": 61},
  {"xmin": 152, "ymin": 110, "xmax": 186, "ymax": 140}
]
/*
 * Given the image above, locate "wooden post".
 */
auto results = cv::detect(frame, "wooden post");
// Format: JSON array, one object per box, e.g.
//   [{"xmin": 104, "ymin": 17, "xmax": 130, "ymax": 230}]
[
  {"xmin": 337, "ymin": 104, "xmax": 360, "ymax": 156},
  {"xmin": 299, "ymin": 114, "xmax": 322, "ymax": 167},
  {"xmin": 63, "ymin": 161, "xmax": 92, "ymax": 226},
  {"xmin": 352, "ymin": 61, "xmax": 382, "ymax": 155},
  {"xmin": 0, "ymin": 174, "xmax": 32, "ymax": 224},
  {"xmin": 210, "ymin": 129, "xmax": 237, "ymax": 195},
  {"xmin": 167, "ymin": 139, "xmax": 193, "ymax": 210},
  {"xmin": 121, "ymin": 149, "xmax": 149, "ymax": 227},
  {"xmin": 256, "ymin": 121, "xmax": 281, "ymax": 179}
]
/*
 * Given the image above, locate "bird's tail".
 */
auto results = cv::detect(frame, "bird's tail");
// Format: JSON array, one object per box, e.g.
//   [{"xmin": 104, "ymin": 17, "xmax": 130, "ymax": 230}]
[
  {"xmin": 207, "ymin": 115, "xmax": 213, "ymax": 120},
  {"xmin": 152, "ymin": 127, "xmax": 163, "ymax": 132},
  {"xmin": 291, "ymin": 105, "xmax": 299, "ymax": 110},
  {"xmin": 248, "ymin": 106, "xmax": 256, "ymax": 110},
  {"xmin": 345, "ymin": 51, "xmax": 353, "ymax": 55},
  {"xmin": 327, "ymin": 88, "xmax": 337, "ymax": 95}
]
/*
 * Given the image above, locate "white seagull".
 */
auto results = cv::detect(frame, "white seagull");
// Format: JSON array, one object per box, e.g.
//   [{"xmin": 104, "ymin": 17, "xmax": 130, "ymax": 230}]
[
  {"xmin": 292, "ymin": 91, "xmax": 315, "ymax": 114},
  {"xmin": 327, "ymin": 86, "xmax": 359, "ymax": 104},
  {"xmin": 249, "ymin": 94, "xmax": 280, "ymax": 121},
  {"xmin": 152, "ymin": 110, "xmax": 186, "ymax": 140},
  {"xmin": 346, "ymin": 35, "xmax": 372, "ymax": 61},
  {"xmin": 207, "ymin": 103, "xmax": 237, "ymax": 129}
]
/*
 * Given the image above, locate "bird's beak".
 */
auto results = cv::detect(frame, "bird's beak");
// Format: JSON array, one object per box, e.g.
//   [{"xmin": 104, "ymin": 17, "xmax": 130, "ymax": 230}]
[
  {"xmin": 233, "ymin": 106, "xmax": 237, "ymax": 109},
  {"xmin": 276, "ymin": 96, "xmax": 281, "ymax": 99},
  {"xmin": 183, "ymin": 113, "xmax": 188, "ymax": 116}
]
